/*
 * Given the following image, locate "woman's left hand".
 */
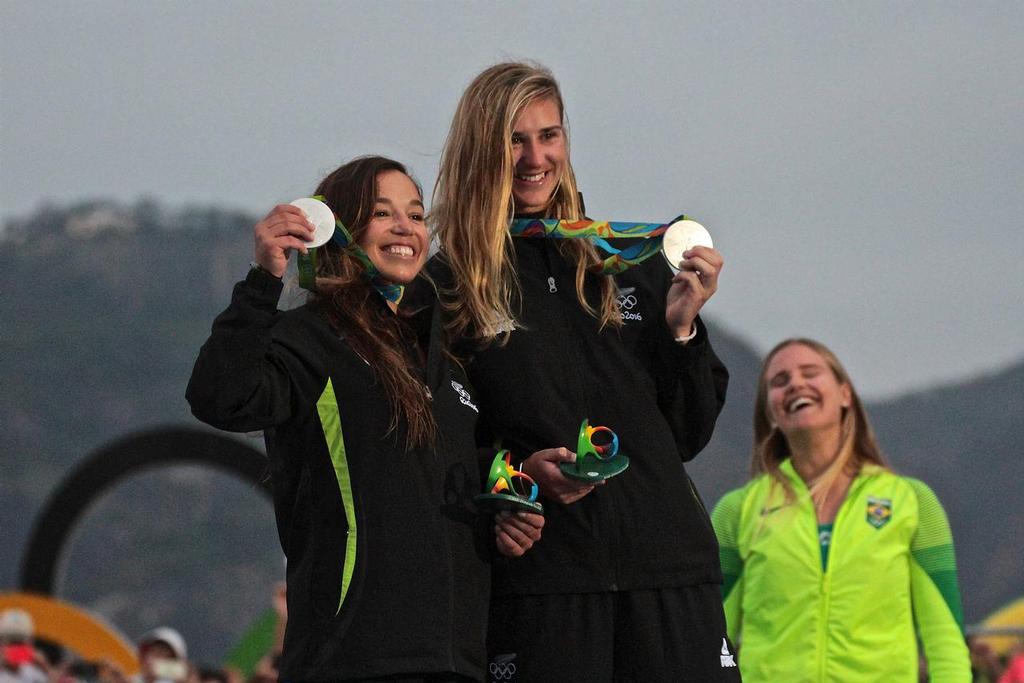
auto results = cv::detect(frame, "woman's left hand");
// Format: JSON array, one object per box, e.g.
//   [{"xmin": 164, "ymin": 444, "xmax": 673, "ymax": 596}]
[
  {"xmin": 665, "ymin": 245, "xmax": 723, "ymax": 338},
  {"xmin": 494, "ymin": 511, "xmax": 545, "ymax": 557}
]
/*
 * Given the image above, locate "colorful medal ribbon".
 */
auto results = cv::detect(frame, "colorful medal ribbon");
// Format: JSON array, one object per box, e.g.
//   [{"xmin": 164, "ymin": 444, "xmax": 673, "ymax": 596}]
[
  {"xmin": 508, "ymin": 215, "xmax": 688, "ymax": 275},
  {"xmin": 296, "ymin": 198, "xmax": 403, "ymax": 303}
]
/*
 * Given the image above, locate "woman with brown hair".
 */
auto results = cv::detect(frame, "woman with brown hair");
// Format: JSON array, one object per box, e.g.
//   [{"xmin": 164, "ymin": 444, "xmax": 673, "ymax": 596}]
[
  {"xmin": 187, "ymin": 155, "xmax": 541, "ymax": 682},
  {"xmin": 711, "ymin": 338, "xmax": 970, "ymax": 682},
  {"xmin": 428, "ymin": 62, "xmax": 736, "ymax": 681}
]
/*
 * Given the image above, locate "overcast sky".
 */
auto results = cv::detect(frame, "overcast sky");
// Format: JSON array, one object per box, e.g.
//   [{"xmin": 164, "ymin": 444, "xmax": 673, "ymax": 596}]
[{"xmin": 3, "ymin": 1, "xmax": 1022, "ymax": 399}]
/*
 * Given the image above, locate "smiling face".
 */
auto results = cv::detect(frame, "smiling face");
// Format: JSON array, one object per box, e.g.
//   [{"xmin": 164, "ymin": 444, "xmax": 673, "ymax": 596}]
[
  {"xmin": 763, "ymin": 342, "xmax": 852, "ymax": 439},
  {"xmin": 356, "ymin": 170, "xmax": 427, "ymax": 285},
  {"xmin": 510, "ymin": 97, "xmax": 567, "ymax": 214}
]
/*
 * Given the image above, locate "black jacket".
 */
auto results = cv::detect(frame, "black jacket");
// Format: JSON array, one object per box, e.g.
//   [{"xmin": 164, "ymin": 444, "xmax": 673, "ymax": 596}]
[
  {"xmin": 432, "ymin": 236, "xmax": 729, "ymax": 596},
  {"xmin": 186, "ymin": 268, "xmax": 490, "ymax": 681}
]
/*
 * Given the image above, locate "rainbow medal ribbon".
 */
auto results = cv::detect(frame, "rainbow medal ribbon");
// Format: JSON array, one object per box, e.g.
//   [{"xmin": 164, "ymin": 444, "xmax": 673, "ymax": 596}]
[
  {"xmin": 291, "ymin": 197, "xmax": 403, "ymax": 303},
  {"xmin": 474, "ymin": 450, "xmax": 544, "ymax": 514},
  {"xmin": 508, "ymin": 216, "xmax": 712, "ymax": 275},
  {"xmin": 558, "ymin": 419, "xmax": 630, "ymax": 482}
]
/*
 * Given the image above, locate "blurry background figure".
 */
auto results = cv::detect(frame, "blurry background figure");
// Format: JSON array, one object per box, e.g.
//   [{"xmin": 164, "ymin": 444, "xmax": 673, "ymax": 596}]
[
  {"xmin": 969, "ymin": 637, "xmax": 1004, "ymax": 683},
  {"xmin": 136, "ymin": 628, "xmax": 188, "ymax": 683},
  {"xmin": 54, "ymin": 658, "xmax": 125, "ymax": 683},
  {"xmin": 0, "ymin": 608, "xmax": 48, "ymax": 683},
  {"xmin": 712, "ymin": 338, "xmax": 971, "ymax": 682},
  {"xmin": 999, "ymin": 644, "xmax": 1024, "ymax": 683},
  {"xmin": 244, "ymin": 583, "xmax": 284, "ymax": 683},
  {"xmin": 195, "ymin": 667, "xmax": 228, "ymax": 683}
]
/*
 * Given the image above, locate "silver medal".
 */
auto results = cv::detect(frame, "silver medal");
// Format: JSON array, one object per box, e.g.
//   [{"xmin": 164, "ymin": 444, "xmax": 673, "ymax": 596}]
[
  {"xmin": 661, "ymin": 219, "xmax": 713, "ymax": 272},
  {"xmin": 289, "ymin": 197, "xmax": 336, "ymax": 248}
]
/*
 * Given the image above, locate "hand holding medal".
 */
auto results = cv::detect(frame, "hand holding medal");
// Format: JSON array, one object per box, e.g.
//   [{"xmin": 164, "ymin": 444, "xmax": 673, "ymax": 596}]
[
  {"xmin": 661, "ymin": 219, "xmax": 714, "ymax": 273},
  {"xmin": 663, "ymin": 220, "xmax": 721, "ymax": 340},
  {"xmin": 254, "ymin": 196, "xmax": 404, "ymax": 302},
  {"xmin": 289, "ymin": 197, "xmax": 337, "ymax": 248},
  {"xmin": 252, "ymin": 202, "xmax": 319, "ymax": 278}
]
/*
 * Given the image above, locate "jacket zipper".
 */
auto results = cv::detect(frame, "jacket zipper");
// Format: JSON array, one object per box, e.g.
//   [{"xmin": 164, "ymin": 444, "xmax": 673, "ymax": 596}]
[
  {"xmin": 815, "ymin": 478, "xmax": 858, "ymax": 681},
  {"xmin": 541, "ymin": 242, "xmax": 621, "ymax": 589}
]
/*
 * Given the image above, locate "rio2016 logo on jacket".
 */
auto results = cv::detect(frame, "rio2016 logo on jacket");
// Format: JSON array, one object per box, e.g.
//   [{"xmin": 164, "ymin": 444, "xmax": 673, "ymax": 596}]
[{"xmin": 616, "ymin": 286, "xmax": 643, "ymax": 323}]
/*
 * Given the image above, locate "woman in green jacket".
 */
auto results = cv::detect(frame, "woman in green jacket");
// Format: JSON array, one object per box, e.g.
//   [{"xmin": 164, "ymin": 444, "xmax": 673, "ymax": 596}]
[{"xmin": 711, "ymin": 338, "xmax": 971, "ymax": 682}]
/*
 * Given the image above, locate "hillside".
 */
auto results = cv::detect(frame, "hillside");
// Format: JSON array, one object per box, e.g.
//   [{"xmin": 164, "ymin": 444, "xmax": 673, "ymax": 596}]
[{"xmin": 2, "ymin": 201, "xmax": 1020, "ymax": 662}]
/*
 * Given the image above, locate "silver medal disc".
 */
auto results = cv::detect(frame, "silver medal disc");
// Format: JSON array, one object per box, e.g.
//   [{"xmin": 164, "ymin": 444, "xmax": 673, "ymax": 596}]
[
  {"xmin": 289, "ymin": 197, "xmax": 336, "ymax": 248},
  {"xmin": 662, "ymin": 219, "xmax": 713, "ymax": 272}
]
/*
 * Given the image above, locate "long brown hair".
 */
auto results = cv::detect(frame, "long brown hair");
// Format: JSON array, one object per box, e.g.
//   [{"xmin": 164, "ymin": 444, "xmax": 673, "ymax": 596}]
[
  {"xmin": 431, "ymin": 61, "xmax": 620, "ymax": 344},
  {"xmin": 752, "ymin": 338, "xmax": 889, "ymax": 505},
  {"xmin": 311, "ymin": 155, "xmax": 435, "ymax": 448}
]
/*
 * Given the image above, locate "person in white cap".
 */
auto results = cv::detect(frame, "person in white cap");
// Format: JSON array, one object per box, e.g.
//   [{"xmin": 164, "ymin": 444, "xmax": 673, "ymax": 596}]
[
  {"xmin": 136, "ymin": 627, "xmax": 188, "ymax": 683},
  {"xmin": 0, "ymin": 609, "xmax": 47, "ymax": 683}
]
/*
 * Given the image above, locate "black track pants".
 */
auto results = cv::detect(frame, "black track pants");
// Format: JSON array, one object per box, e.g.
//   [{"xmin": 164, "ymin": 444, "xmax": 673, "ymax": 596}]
[{"xmin": 486, "ymin": 584, "xmax": 741, "ymax": 683}]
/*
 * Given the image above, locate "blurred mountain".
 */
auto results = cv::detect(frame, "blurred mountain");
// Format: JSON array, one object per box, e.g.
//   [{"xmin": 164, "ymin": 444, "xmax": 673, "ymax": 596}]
[
  {"xmin": 2, "ymin": 201, "xmax": 1021, "ymax": 663},
  {"xmin": 1, "ymin": 200, "xmax": 284, "ymax": 665}
]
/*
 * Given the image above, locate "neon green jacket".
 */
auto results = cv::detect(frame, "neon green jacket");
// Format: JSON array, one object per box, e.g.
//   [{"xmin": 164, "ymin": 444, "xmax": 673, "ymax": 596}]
[{"xmin": 712, "ymin": 460, "xmax": 970, "ymax": 682}]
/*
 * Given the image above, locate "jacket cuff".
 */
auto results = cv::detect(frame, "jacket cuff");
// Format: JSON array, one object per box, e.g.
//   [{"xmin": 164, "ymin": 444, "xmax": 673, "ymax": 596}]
[
  {"xmin": 666, "ymin": 316, "xmax": 710, "ymax": 368},
  {"xmin": 243, "ymin": 265, "xmax": 285, "ymax": 301}
]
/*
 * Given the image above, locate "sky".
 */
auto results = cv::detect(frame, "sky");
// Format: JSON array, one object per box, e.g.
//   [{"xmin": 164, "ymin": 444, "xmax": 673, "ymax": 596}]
[{"xmin": 3, "ymin": 1, "xmax": 1022, "ymax": 399}]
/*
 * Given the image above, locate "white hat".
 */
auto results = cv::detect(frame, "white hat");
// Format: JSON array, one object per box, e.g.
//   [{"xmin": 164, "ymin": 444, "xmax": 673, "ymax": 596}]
[
  {"xmin": 0, "ymin": 608, "xmax": 34, "ymax": 641},
  {"xmin": 138, "ymin": 626, "xmax": 187, "ymax": 660}
]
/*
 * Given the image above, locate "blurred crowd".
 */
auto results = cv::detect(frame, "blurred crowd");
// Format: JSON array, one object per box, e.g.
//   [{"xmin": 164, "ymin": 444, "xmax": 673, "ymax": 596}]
[
  {"xmin": 969, "ymin": 635, "xmax": 1024, "ymax": 683},
  {"xmin": 3, "ymin": 598, "xmax": 1023, "ymax": 683},
  {"xmin": 0, "ymin": 585, "xmax": 285, "ymax": 683}
]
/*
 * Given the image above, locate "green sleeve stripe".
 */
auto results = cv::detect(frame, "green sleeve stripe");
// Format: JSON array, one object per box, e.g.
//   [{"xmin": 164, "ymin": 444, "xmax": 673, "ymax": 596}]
[
  {"xmin": 720, "ymin": 568, "xmax": 741, "ymax": 601},
  {"xmin": 317, "ymin": 378, "xmax": 358, "ymax": 616},
  {"xmin": 918, "ymin": 568, "xmax": 965, "ymax": 630},
  {"xmin": 712, "ymin": 487, "xmax": 747, "ymax": 602},
  {"xmin": 912, "ymin": 543, "xmax": 958, "ymax": 572},
  {"xmin": 719, "ymin": 546, "xmax": 743, "ymax": 579},
  {"xmin": 909, "ymin": 562, "xmax": 971, "ymax": 673},
  {"xmin": 711, "ymin": 487, "xmax": 746, "ymax": 547},
  {"xmin": 907, "ymin": 478, "xmax": 965, "ymax": 630}
]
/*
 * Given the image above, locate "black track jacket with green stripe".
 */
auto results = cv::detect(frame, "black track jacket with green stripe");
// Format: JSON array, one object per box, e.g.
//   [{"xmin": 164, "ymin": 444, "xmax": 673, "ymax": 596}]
[
  {"xmin": 428, "ymin": 235, "xmax": 729, "ymax": 597},
  {"xmin": 186, "ymin": 268, "xmax": 490, "ymax": 681}
]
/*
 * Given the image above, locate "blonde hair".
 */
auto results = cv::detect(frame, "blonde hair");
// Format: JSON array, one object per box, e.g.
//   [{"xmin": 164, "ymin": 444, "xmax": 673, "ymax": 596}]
[
  {"xmin": 752, "ymin": 338, "xmax": 889, "ymax": 506},
  {"xmin": 431, "ymin": 61, "xmax": 620, "ymax": 344}
]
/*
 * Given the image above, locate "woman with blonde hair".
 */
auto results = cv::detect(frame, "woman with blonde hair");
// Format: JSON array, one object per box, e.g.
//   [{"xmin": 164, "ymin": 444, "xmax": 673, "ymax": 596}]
[
  {"xmin": 427, "ymin": 61, "xmax": 736, "ymax": 681},
  {"xmin": 711, "ymin": 338, "xmax": 970, "ymax": 682}
]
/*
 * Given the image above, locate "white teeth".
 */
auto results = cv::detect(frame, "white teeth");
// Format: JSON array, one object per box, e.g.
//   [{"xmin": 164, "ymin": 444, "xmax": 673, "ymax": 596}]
[
  {"xmin": 385, "ymin": 245, "xmax": 413, "ymax": 257},
  {"xmin": 516, "ymin": 172, "xmax": 545, "ymax": 182},
  {"xmin": 787, "ymin": 397, "xmax": 814, "ymax": 413}
]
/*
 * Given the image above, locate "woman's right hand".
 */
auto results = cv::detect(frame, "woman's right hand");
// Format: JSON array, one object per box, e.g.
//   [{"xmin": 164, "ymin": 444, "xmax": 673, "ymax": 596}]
[
  {"xmin": 253, "ymin": 205, "xmax": 316, "ymax": 278},
  {"xmin": 520, "ymin": 447, "xmax": 602, "ymax": 504},
  {"xmin": 495, "ymin": 511, "xmax": 545, "ymax": 557}
]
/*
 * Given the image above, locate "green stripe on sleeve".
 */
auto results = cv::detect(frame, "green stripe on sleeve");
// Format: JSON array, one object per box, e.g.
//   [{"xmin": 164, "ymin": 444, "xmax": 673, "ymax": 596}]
[
  {"xmin": 907, "ymin": 478, "xmax": 964, "ymax": 630},
  {"xmin": 719, "ymin": 548, "xmax": 742, "ymax": 601},
  {"xmin": 316, "ymin": 378, "xmax": 358, "ymax": 615},
  {"xmin": 712, "ymin": 487, "xmax": 747, "ymax": 602},
  {"xmin": 712, "ymin": 485, "xmax": 749, "ymax": 641}
]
